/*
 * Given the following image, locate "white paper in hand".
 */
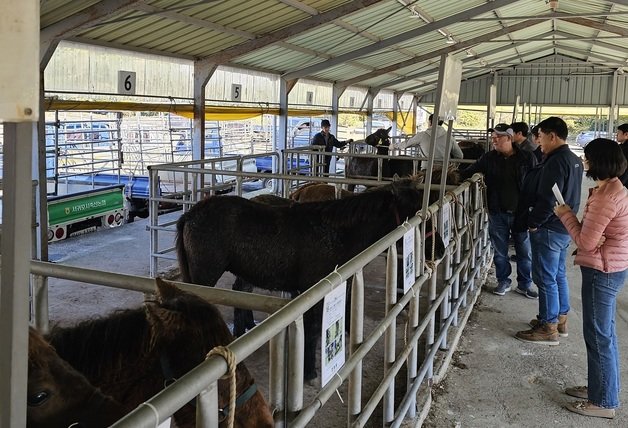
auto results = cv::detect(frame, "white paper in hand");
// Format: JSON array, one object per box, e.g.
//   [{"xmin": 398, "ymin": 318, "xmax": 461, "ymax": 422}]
[{"xmin": 552, "ymin": 183, "xmax": 566, "ymax": 205}]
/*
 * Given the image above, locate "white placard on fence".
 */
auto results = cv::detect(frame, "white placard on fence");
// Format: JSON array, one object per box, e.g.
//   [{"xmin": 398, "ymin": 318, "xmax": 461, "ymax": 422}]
[
  {"xmin": 439, "ymin": 202, "xmax": 451, "ymax": 249},
  {"xmin": 118, "ymin": 71, "xmax": 136, "ymax": 95},
  {"xmin": 321, "ymin": 281, "xmax": 346, "ymax": 387},
  {"xmin": 403, "ymin": 227, "xmax": 416, "ymax": 293},
  {"xmin": 438, "ymin": 56, "xmax": 463, "ymax": 121},
  {"xmin": 0, "ymin": 0, "xmax": 39, "ymax": 122}
]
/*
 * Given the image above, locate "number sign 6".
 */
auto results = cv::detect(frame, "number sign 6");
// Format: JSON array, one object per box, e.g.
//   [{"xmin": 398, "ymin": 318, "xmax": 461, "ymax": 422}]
[{"xmin": 118, "ymin": 71, "xmax": 136, "ymax": 95}]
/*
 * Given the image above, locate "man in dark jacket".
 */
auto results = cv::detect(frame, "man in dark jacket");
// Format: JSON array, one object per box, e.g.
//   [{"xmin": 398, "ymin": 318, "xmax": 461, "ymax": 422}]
[
  {"xmin": 512, "ymin": 121, "xmax": 543, "ymax": 163},
  {"xmin": 615, "ymin": 123, "xmax": 628, "ymax": 188},
  {"xmin": 515, "ymin": 116, "xmax": 583, "ymax": 346},
  {"xmin": 311, "ymin": 119, "xmax": 352, "ymax": 175},
  {"xmin": 461, "ymin": 123, "xmax": 537, "ymax": 298}
]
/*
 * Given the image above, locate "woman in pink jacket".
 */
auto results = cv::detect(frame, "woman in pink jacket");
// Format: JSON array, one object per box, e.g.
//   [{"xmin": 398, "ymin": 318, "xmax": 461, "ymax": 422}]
[{"xmin": 554, "ymin": 138, "xmax": 628, "ymax": 419}]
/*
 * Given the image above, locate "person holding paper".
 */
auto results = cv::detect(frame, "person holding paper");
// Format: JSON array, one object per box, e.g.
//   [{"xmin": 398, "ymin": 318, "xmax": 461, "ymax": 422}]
[
  {"xmin": 460, "ymin": 123, "xmax": 537, "ymax": 297},
  {"xmin": 515, "ymin": 116, "xmax": 583, "ymax": 345},
  {"xmin": 553, "ymin": 138, "xmax": 628, "ymax": 419}
]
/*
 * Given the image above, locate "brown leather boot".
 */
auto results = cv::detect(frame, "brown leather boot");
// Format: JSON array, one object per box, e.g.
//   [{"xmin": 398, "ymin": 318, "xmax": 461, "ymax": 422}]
[
  {"xmin": 515, "ymin": 322, "xmax": 559, "ymax": 345},
  {"xmin": 558, "ymin": 314, "xmax": 568, "ymax": 337},
  {"xmin": 529, "ymin": 315, "xmax": 568, "ymax": 337}
]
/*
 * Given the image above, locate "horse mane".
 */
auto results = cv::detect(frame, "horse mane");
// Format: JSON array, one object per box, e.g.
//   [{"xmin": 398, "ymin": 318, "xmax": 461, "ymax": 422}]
[
  {"xmin": 299, "ymin": 178, "xmax": 418, "ymax": 228},
  {"xmin": 155, "ymin": 289, "xmax": 234, "ymax": 352},
  {"xmin": 47, "ymin": 309, "xmax": 151, "ymax": 381},
  {"xmin": 29, "ymin": 328, "xmax": 54, "ymax": 370}
]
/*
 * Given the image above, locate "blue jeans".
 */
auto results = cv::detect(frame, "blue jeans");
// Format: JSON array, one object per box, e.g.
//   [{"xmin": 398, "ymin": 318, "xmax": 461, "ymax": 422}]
[
  {"xmin": 488, "ymin": 212, "xmax": 532, "ymax": 288},
  {"xmin": 581, "ymin": 266, "xmax": 626, "ymax": 409},
  {"xmin": 529, "ymin": 228, "xmax": 571, "ymax": 323}
]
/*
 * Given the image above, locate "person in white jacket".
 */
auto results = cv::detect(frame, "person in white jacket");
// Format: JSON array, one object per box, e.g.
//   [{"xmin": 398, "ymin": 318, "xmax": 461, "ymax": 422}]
[{"xmin": 391, "ymin": 114, "xmax": 463, "ymax": 169}]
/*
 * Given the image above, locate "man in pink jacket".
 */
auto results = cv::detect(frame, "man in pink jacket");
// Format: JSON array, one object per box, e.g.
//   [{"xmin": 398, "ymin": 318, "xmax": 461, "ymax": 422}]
[{"xmin": 554, "ymin": 138, "xmax": 628, "ymax": 419}]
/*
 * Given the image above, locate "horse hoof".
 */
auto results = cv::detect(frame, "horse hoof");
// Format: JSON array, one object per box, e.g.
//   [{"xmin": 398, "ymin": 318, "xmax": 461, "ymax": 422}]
[{"xmin": 304, "ymin": 372, "xmax": 318, "ymax": 384}]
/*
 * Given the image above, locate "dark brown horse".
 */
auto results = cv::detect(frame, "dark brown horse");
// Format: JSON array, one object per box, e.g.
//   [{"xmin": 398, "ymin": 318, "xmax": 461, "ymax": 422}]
[
  {"xmin": 176, "ymin": 177, "xmax": 445, "ymax": 380},
  {"xmin": 28, "ymin": 327, "xmax": 126, "ymax": 428},
  {"xmin": 345, "ymin": 127, "xmax": 418, "ymax": 190},
  {"xmin": 457, "ymin": 139, "xmax": 485, "ymax": 171},
  {"xmin": 46, "ymin": 279, "xmax": 273, "ymax": 428}
]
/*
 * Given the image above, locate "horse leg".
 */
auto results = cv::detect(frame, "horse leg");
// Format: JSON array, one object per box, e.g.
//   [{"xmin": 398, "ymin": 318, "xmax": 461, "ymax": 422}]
[
  {"xmin": 303, "ymin": 305, "xmax": 323, "ymax": 381},
  {"xmin": 233, "ymin": 277, "xmax": 256, "ymax": 337}
]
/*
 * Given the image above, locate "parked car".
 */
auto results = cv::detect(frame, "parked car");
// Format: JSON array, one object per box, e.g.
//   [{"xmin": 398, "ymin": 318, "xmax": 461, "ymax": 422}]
[{"xmin": 575, "ymin": 130, "xmax": 610, "ymax": 147}]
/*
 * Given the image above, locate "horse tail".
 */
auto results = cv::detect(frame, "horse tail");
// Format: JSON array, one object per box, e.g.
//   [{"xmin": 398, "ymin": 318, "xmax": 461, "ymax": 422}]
[{"xmin": 175, "ymin": 215, "xmax": 192, "ymax": 283}]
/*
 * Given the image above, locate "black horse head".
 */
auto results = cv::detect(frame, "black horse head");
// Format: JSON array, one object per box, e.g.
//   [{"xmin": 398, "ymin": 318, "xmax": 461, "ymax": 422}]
[{"xmin": 365, "ymin": 127, "xmax": 392, "ymax": 154}]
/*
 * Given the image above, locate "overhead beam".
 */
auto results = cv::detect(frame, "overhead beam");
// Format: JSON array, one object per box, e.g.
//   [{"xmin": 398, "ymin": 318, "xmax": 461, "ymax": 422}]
[
  {"xmin": 380, "ymin": 32, "xmax": 555, "ymax": 90},
  {"xmin": 40, "ymin": 0, "xmax": 143, "ymax": 47},
  {"xmin": 198, "ymin": 0, "xmax": 384, "ymax": 66},
  {"xmin": 133, "ymin": 2, "xmax": 254, "ymax": 39},
  {"xmin": 68, "ymin": 36, "xmax": 196, "ymax": 61},
  {"xmin": 554, "ymin": 45, "xmax": 626, "ymax": 67},
  {"xmin": 281, "ymin": 0, "xmax": 519, "ymax": 80},
  {"xmin": 341, "ymin": 19, "xmax": 538, "ymax": 88},
  {"xmin": 560, "ymin": 16, "xmax": 628, "ymax": 37},
  {"xmin": 554, "ymin": 30, "xmax": 628, "ymax": 56},
  {"xmin": 400, "ymin": 45, "xmax": 555, "ymax": 93}
]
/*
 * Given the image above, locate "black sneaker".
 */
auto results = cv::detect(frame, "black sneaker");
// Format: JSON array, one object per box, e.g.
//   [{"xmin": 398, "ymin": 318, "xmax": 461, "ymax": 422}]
[
  {"xmin": 515, "ymin": 286, "xmax": 538, "ymax": 299},
  {"xmin": 493, "ymin": 282, "xmax": 512, "ymax": 296}
]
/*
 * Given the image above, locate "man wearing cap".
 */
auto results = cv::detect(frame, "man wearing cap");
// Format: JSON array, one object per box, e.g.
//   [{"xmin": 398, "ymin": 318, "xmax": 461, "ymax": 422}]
[
  {"xmin": 391, "ymin": 113, "xmax": 463, "ymax": 169},
  {"xmin": 615, "ymin": 123, "xmax": 628, "ymax": 187},
  {"xmin": 460, "ymin": 123, "xmax": 537, "ymax": 298},
  {"xmin": 311, "ymin": 119, "xmax": 352, "ymax": 175},
  {"xmin": 515, "ymin": 116, "xmax": 583, "ymax": 345}
]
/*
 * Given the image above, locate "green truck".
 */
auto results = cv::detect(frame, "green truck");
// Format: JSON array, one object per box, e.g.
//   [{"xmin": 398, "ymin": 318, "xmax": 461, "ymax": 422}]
[{"xmin": 47, "ymin": 185, "xmax": 126, "ymax": 242}]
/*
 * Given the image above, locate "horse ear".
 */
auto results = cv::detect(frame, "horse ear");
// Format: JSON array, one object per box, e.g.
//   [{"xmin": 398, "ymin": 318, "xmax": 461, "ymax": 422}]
[
  {"xmin": 155, "ymin": 277, "xmax": 183, "ymax": 303},
  {"xmin": 386, "ymin": 126, "xmax": 392, "ymax": 134}
]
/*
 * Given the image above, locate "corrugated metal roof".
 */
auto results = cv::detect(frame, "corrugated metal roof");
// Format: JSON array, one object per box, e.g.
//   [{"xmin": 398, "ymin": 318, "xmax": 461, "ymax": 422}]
[{"xmin": 40, "ymin": 0, "xmax": 628, "ymax": 96}]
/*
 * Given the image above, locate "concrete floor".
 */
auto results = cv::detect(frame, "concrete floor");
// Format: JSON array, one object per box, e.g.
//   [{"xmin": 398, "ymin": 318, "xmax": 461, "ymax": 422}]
[{"xmin": 45, "ymin": 143, "xmax": 628, "ymax": 427}]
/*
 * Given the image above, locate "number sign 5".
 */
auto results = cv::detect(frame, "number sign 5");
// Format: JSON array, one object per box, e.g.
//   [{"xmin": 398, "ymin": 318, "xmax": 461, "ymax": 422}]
[{"xmin": 231, "ymin": 84, "xmax": 242, "ymax": 101}]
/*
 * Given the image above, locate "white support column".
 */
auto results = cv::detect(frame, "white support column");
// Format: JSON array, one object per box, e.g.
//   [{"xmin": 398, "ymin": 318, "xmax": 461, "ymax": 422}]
[
  {"xmin": 366, "ymin": 90, "xmax": 375, "ymax": 135},
  {"xmin": 1, "ymin": 123, "xmax": 35, "ymax": 428},
  {"xmin": 392, "ymin": 92, "xmax": 400, "ymax": 136},
  {"xmin": 609, "ymin": 70, "xmax": 619, "ymax": 134},
  {"xmin": 412, "ymin": 94, "xmax": 420, "ymax": 134},
  {"xmin": 192, "ymin": 61, "xmax": 217, "ymax": 160},
  {"xmin": 331, "ymin": 84, "xmax": 346, "ymax": 135},
  {"xmin": 277, "ymin": 78, "xmax": 290, "ymax": 167}
]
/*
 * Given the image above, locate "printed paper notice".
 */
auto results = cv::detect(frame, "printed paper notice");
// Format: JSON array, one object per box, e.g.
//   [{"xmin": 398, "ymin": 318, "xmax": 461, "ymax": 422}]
[
  {"xmin": 403, "ymin": 227, "xmax": 416, "ymax": 294},
  {"xmin": 552, "ymin": 183, "xmax": 565, "ymax": 205},
  {"xmin": 321, "ymin": 281, "xmax": 347, "ymax": 387}
]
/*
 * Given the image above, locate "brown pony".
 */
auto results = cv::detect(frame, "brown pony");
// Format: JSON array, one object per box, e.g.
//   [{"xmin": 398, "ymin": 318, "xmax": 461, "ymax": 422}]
[
  {"xmin": 28, "ymin": 327, "xmax": 126, "ymax": 428},
  {"xmin": 290, "ymin": 182, "xmax": 354, "ymax": 202},
  {"xmin": 46, "ymin": 279, "xmax": 273, "ymax": 428}
]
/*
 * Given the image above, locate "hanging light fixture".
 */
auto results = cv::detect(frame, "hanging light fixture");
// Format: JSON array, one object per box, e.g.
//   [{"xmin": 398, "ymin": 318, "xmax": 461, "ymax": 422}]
[
  {"xmin": 548, "ymin": 0, "xmax": 558, "ymax": 10},
  {"xmin": 446, "ymin": 35, "xmax": 455, "ymax": 44}
]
